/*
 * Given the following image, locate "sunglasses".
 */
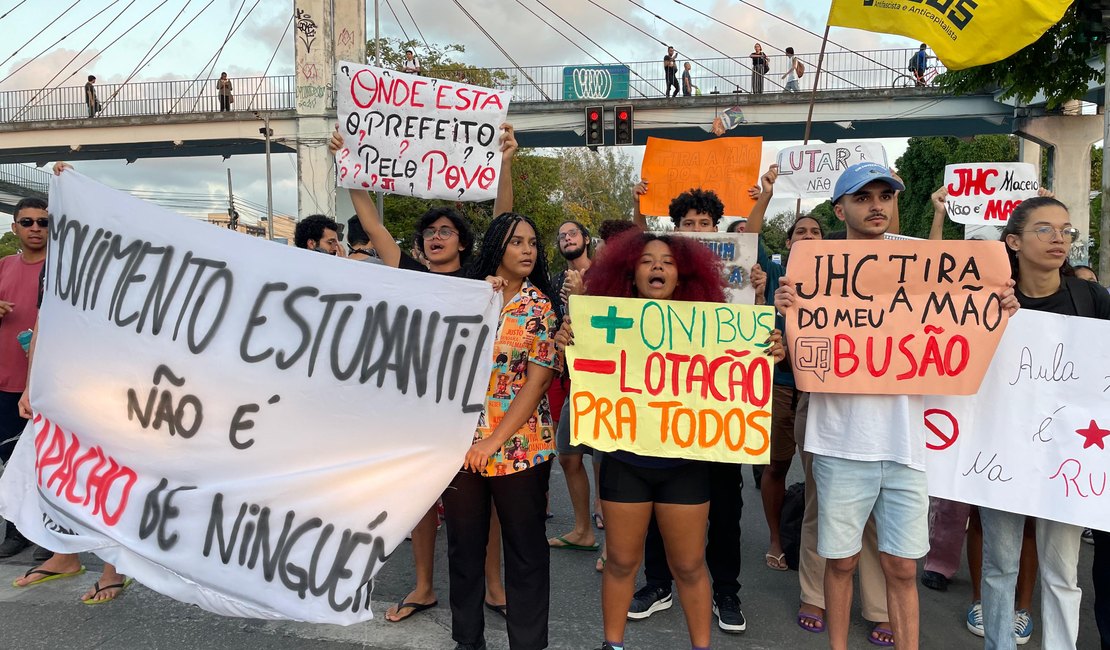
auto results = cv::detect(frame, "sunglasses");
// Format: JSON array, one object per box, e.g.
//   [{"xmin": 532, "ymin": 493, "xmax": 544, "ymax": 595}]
[{"xmin": 17, "ymin": 218, "xmax": 49, "ymax": 228}]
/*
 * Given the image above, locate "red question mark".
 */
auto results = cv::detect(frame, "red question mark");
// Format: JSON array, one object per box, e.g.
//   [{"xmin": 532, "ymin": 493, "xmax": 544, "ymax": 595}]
[
  {"xmin": 371, "ymin": 174, "xmax": 379, "ymax": 186},
  {"xmin": 340, "ymin": 167, "xmax": 348, "ymax": 180},
  {"xmin": 399, "ymin": 140, "xmax": 410, "ymax": 157},
  {"xmin": 354, "ymin": 164, "xmax": 363, "ymax": 177}
]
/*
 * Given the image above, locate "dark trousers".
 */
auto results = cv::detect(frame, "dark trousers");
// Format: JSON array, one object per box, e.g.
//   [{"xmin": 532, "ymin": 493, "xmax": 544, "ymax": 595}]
[
  {"xmin": 665, "ymin": 70, "xmax": 679, "ymax": 97},
  {"xmin": 644, "ymin": 462, "xmax": 744, "ymax": 597},
  {"xmin": 443, "ymin": 461, "xmax": 552, "ymax": 650},
  {"xmin": 219, "ymin": 95, "xmax": 231, "ymax": 111},
  {"xmin": 0, "ymin": 391, "xmax": 27, "ymax": 466},
  {"xmin": 1095, "ymin": 529, "xmax": 1110, "ymax": 649}
]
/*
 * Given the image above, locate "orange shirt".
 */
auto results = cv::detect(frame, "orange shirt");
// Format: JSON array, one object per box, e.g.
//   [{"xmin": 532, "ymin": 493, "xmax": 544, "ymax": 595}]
[{"xmin": 477, "ymin": 281, "xmax": 559, "ymax": 477}]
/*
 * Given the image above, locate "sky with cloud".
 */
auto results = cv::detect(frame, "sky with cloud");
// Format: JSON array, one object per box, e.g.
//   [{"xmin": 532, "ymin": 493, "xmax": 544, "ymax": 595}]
[{"xmin": 0, "ymin": 0, "xmax": 923, "ymax": 227}]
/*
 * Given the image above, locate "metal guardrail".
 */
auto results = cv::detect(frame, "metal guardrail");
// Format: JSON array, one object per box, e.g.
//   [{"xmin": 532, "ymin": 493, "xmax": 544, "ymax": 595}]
[
  {"xmin": 0, "ymin": 75, "xmax": 296, "ymax": 123},
  {"xmin": 0, "ymin": 49, "xmax": 945, "ymax": 123},
  {"xmin": 0, "ymin": 163, "xmax": 50, "ymax": 196}
]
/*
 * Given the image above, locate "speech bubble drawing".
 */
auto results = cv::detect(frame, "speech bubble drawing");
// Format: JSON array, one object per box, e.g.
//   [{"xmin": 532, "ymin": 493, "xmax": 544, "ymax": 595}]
[{"xmin": 795, "ymin": 337, "xmax": 830, "ymax": 382}]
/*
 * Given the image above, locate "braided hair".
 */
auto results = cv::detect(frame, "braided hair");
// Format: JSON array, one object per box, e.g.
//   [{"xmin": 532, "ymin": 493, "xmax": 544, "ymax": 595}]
[{"xmin": 470, "ymin": 212, "xmax": 559, "ymax": 320}]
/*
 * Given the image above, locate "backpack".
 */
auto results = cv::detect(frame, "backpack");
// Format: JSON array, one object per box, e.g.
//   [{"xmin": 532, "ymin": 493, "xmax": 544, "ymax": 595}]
[
  {"xmin": 779, "ymin": 481, "xmax": 806, "ymax": 570},
  {"xmin": 907, "ymin": 54, "xmax": 918, "ymax": 72},
  {"xmin": 795, "ymin": 59, "xmax": 805, "ymax": 77}
]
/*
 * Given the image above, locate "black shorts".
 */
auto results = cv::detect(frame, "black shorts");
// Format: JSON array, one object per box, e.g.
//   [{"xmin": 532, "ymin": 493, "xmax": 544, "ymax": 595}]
[
  {"xmin": 599, "ymin": 455, "xmax": 710, "ymax": 505},
  {"xmin": 0, "ymin": 391, "xmax": 28, "ymax": 465}
]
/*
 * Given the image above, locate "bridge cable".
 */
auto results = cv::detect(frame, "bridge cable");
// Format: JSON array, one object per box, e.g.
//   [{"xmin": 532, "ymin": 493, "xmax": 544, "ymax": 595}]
[
  {"xmin": 451, "ymin": 0, "xmax": 551, "ymax": 101},
  {"xmin": 187, "ymin": 0, "xmax": 260, "ymax": 113},
  {"xmin": 669, "ymin": 0, "xmax": 865, "ymax": 89},
  {"xmin": 734, "ymin": 0, "xmax": 904, "ymax": 75},
  {"xmin": 0, "ymin": 0, "xmax": 123, "ymax": 87},
  {"xmin": 533, "ymin": 0, "xmax": 664, "ymax": 96},
  {"xmin": 382, "ymin": 0, "xmax": 412, "ymax": 44},
  {"xmin": 11, "ymin": 0, "xmax": 146, "ymax": 122},
  {"xmin": 245, "ymin": 10, "xmax": 294, "ymax": 111},
  {"xmin": 127, "ymin": 0, "xmax": 218, "ymax": 79},
  {"xmin": 101, "ymin": 0, "xmax": 197, "ymax": 111},
  {"xmin": 398, "ymin": 0, "xmax": 433, "ymax": 55},
  {"xmin": 0, "ymin": 0, "xmax": 79, "ymax": 72},
  {"xmin": 170, "ymin": 0, "xmax": 248, "ymax": 114},
  {"xmin": 0, "ymin": 0, "xmax": 27, "ymax": 22}
]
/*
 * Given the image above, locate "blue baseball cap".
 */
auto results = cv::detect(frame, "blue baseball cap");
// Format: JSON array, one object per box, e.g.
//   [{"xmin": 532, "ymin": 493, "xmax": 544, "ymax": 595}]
[{"xmin": 832, "ymin": 162, "xmax": 904, "ymax": 203}]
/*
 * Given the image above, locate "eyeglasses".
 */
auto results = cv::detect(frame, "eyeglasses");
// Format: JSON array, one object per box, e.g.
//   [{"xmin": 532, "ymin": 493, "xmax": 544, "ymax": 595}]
[
  {"xmin": 1025, "ymin": 226, "xmax": 1080, "ymax": 243},
  {"xmin": 421, "ymin": 226, "xmax": 458, "ymax": 240},
  {"xmin": 17, "ymin": 218, "xmax": 49, "ymax": 228},
  {"xmin": 557, "ymin": 229, "xmax": 581, "ymax": 242}
]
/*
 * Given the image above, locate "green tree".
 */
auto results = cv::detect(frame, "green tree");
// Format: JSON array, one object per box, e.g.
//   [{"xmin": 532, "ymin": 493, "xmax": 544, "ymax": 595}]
[
  {"xmin": 893, "ymin": 135, "xmax": 1018, "ymax": 239},
  {"xmin": 0, "ymin": 232, "xmax": 18, "ymax": 258},
  {"xmin": 1091, "ymin": 144, "xmax": 1102, "ymax": 274},
  {"xmin": 761, "ymin": 211, "xmax": 792, "ymax": 257},
  {"xmin": 366, "ymin": 38, "xmax": 511, "ymax": 89},
  {"xmin": 940, "ymin": 1, "xmax": 1104, "ymax": 110}
]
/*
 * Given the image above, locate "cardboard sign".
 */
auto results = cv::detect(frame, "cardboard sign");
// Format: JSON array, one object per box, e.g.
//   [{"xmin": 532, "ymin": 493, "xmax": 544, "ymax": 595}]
[
  {"xmin": 775, "ymin": 142, "xmax": 888, "ymax": 200},
  {"xmin": 639, "ymin": 137, "xmax": 761, "ymax": 218},
  {"xmin": 674, "ymin": 232, "xmax": 759, "ymax": 305},
  {"xmin": 926, "ymin": 310, "xmax": 1110, "ymax": 529},
  {"xmin": 566, "ymin": 295, "xmax": 775, "ymax": 464},
  {"xmin": 0, "ymin": 171, "xmax": 500, "ymax": 624},
  {"xmin": 335, "ymin": 60, "xmax": 510, "ymax": 201},
  {"xmin": 944, "ymin": 163, "xmax": 1039, "ymax": 225},
  {"xmin": 783, "ymin": 240, "xmax": 1011, "ymax": 395}
]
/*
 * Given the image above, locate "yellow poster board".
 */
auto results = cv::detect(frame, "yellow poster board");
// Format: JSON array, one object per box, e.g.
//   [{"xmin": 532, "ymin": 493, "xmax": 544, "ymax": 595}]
[{"xmin": 566, "ymin": 295, "xmax": 775, "ymax": 464}]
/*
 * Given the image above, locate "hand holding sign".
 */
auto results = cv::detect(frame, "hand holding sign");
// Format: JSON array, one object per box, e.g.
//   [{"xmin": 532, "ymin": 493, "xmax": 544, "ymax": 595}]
[{"xmin": 639, "ymin": 137, "xmax": 761, "ymax": 218}]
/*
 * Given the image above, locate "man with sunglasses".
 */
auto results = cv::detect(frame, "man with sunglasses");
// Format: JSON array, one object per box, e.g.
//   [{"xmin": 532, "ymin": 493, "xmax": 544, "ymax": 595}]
[{"xmin": 0, "ymin": 198, "xmax": 48, "ymax": 558}]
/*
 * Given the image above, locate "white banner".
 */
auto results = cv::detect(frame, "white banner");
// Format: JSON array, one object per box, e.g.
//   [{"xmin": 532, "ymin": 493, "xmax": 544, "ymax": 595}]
[
  {"xmin": 0, "ymin": 172, "xmax": 500, "ymax": 624},
  {"xmin": 926, "ymin": 310, "xmax": 1110, "ymax": 530},
  {"xmin": 774, "ymin": 142, "xmax": 888, "ymax": 199},
  {"xmin": 943, "ymin": 162, "xmax": 1039, "ymax": 225},
  {"xmin": 674, "ymin": 232, "xmax": 759, "ymax": 304},
  {"xmin": 334, "ymin": 61, "xmax": 510, "ymax": 201}
]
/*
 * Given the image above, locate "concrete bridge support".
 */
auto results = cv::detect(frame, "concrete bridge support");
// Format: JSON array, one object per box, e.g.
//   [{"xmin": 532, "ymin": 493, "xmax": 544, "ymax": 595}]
[
  {"xmin": 293, "ymin": 0, "xmax": 365, "ymax": 222},
  {"xmin": 1015, "ymin": 113, "xmax": 1102, "ymax": 265}
]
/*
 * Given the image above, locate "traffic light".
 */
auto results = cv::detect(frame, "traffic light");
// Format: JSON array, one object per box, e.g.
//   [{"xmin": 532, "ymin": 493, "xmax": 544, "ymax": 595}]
[
  {"xmin": 585, "ymin": 106, "xmax": 604, "ymax": 147},
  {"xmin": 1076, "ymin": 4, "xmax": 1106, "ymax": 45},
  {"xmin": 614, "ymin": 105, "xmax": 634, "ymax": 145}
]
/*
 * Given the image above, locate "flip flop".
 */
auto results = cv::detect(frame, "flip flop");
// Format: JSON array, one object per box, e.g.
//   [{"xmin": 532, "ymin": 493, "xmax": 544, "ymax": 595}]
[
  {"xmin": 595, "ymin": 556, "xmax": 606, "ymax": 573},
  {"xmin": 797, "ymin": 612, "xmax": 825, "ymax": 633},
  {"xmin": 386, "ymin": 598, "xmax": 438, "ymax": 622},
  {"xmin": 548, "ymin": 535, "xmax": 599, "ymax": 551},
  {"xmin": 82, "ymin": 577, "xmax": 133, "ymax": 605},
  {"xmin": 593, "ymin": 512, "xmax": 605, "ymax": 530},
  {"xmin": 765, "ymin": 552, "xmax": 789, "ymax": 571},
  {"xmin": 12, "ymin": 565, "xmax": 86, "ymax": 588},
  {"xmin": 868, "ymin": 625, "xmax": 895, "ymax": 647},
  {"xmin": 484, "ymin": 601, "xmax": 507, "ymax": 619}
]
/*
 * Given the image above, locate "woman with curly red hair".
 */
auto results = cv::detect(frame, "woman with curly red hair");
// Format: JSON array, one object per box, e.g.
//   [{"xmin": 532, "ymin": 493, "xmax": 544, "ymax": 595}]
[{"xmin": 557, "ymin": 230, "xmax": 783, "ymax": 650}]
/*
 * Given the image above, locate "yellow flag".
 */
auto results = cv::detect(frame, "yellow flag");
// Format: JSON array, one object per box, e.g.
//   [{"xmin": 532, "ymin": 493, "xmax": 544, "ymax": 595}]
[{"xmin": 828, "ymin": 0, "xmax": 1073, "ymax": 70}]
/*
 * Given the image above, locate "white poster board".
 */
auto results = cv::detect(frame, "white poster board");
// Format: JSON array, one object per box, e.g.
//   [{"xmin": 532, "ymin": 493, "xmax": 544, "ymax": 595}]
[
  {"xmin": 0, "ymin": 171, "xmax": 500, "ymax": 624},
  {"xmin": 943, "ymin": 162, "xmax": 1039, "ymax": 225},
  {"xmin": 334, "ymin": 61, "xmax": 510, "ymax": 201},
  {"xmin": 775, "ymin": 142, "xmax": 888, "ymax": 199},
  {"xmin": 674, "ymin": 232, "xmax": 759, "ymax": 304},
  {"xmin": 926, "ymin": 310, "xmax": 1110, "ymax": 530}
]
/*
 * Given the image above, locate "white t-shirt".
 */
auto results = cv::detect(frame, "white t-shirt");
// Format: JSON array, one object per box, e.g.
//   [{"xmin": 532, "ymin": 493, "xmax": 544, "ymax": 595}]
[
  {"xmin": 785, "ymin": 57, "xmax": 799, "ymax": 83},
  {"xmin": 805, "ymin": 393, "xmax": 926, "ymax": 470}
]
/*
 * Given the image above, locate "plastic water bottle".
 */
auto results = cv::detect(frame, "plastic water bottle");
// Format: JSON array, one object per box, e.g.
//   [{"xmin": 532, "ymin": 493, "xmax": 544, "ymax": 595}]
[{"xmin": 17, "ymin": 329, "xmax": 32, "ymax": 353}]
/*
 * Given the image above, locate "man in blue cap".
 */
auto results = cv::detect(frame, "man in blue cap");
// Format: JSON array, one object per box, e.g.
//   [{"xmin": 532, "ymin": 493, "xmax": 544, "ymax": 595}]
[{"xmin": 775, "ymin": 162, "xmax": 923, "ymax": 650}]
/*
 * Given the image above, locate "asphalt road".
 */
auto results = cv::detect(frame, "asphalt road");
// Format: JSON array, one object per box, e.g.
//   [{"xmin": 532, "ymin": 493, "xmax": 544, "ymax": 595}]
[{"xmin": 0, "ymin": 459, "xmax": 1101, "ymax": 649}]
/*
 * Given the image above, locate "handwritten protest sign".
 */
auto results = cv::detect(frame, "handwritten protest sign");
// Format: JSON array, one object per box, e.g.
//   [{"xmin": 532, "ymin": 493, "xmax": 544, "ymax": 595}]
[
  {"xmin": 334, "ymin": 60, "xmax": 510, "ymax": 201},
  {"xmin": 639, "ymin": 137, "xmax": 761, "ymax": 218},
  {"xmin": 926, "ymin": 310, "xmax": 1110, "ymax": 529},
  {"xmin": 0, "ymin": 172, "xmax": 500, "ymax": 624},
  {"xmin": 944, "ymin": 162, "xmax": 1039, "ymax": 225},
  {"xmin": 783, "ymin": 240, "xmax": 1011, "ymax": 395},
  {"xmin": 566, "ymin": 295, "xmax": 775, "ymax": 463},
  {"xmin": 674, "ymin": 232, "xmax": 758, "ymax": 305},
  {"xmin": 775, "ymin": 142, "xmax": 888, "ymax": 200}
]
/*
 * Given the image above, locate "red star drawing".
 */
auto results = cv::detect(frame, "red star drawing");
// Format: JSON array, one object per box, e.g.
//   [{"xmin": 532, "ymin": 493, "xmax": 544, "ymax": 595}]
[{"xmin": 1076, "ymin": 420, "xmax": 1110, "ymax": 450}]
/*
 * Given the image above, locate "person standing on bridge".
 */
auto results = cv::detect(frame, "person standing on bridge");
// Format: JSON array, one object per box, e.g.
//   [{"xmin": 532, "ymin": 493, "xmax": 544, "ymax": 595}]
[
  {"xmin": 663, "ymin": 46, "xmax": 679, "ymax": 98},
  {"xmin": 782, "ymin": 48, "xmax": 801, "ymax": 92},
  {"xmin": 750, "ymin": 43, "xmax": 769, "ymax": 94},
  {"xmin": 216, "ymin": 72, "xmax": 233, "ymax": 112},
  {"xmin": 84, "ymin": 75, "xmax": 98, "ymax": 118},
  {"xmin": 403, "ymin": 48, "xmax": 422, "ymax": 75}
]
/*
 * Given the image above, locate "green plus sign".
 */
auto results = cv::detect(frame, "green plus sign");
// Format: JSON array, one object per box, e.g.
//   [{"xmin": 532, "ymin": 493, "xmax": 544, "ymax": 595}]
[{"xmin": 590, "ymin": 305, "xmax": 634, "ymax": 344}]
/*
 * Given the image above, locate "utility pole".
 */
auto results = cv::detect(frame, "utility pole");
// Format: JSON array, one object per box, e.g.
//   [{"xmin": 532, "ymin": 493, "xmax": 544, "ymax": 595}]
[
  {"xmin": 226, "ymin": 168, "xmax": 239, "ymax": 230},
  {"xmin": 261, "ymin": 114, "xmax": 274, "ymax": 240}
]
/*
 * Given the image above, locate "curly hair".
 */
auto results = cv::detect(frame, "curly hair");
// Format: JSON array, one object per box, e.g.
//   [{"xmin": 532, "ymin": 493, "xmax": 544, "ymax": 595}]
[
  {"xmin": 415, "ymin": 206, "xmax": 474, "ymax": 265},
  {"xmin": 1000, "ymin": 196, "xmax": 1074, "ymax": 282},
  {"xmin": 470, "ymin": 212, "xmax": 557, "ymax": 311},
  {"xmin": 597, "ymin": 219, "xmax": 640, "ymax": 243},
  {"xmin": 584, "ymin": 230, "xmax": 726, "ymax": 303},
  {"xmin": 668, "ymin": 188, "xmax": 724, "ymax": 228},
  {"xmin": 294, "ymin": 214, "xmax": 339, "ymax": 249}
]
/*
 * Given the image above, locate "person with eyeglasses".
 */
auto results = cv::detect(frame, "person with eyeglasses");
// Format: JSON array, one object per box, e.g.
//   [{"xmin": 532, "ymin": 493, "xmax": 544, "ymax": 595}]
[
  {"xmin": 0, "ymin": 198, "xmax": 49, "ymax": 560},
  {"xmin": 327, "ymin": 123, "xmax": 519, "ymax": 626},
  {"xmin": 979, "ymin": 196, "xmax": 1110, "ymax": 650}
]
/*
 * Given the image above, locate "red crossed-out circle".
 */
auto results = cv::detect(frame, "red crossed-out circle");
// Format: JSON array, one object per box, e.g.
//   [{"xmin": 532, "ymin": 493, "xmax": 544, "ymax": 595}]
[{"xmin": 924, "ymin": 408, "xmax": 959, "ymax": 451}]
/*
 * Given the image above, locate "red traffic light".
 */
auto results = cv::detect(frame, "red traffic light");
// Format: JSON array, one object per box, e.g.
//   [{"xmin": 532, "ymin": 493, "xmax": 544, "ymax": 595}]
[
  {"xmin": 618, "ymin": 110, "xmax": 628, "ymax": 120},
  {"xmin": 589, "ymin": 111, "xmax": 600, "ymax": 121}
]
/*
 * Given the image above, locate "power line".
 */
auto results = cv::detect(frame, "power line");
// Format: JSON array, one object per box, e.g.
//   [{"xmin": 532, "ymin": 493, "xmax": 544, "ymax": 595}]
[
  {"xmin": 0, "ymin": 0, "xmax": 123, "ymax": 87},
  {"xmin": 0, "ymin": 0, "xmax": 80, "ymax": 72},
  {"xmin": 533, "ymin": 0, "xmax": 663, "ymax": 96},
  {"xmin": 452, "ymin": 0, "xmax": 551, "ymax": 100}
]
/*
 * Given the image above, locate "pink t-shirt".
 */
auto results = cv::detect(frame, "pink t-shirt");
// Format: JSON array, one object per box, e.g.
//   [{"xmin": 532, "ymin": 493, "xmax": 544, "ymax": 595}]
[{"xmin": 0, "ymin": 254, "xmax": 45, "ymax": 393}]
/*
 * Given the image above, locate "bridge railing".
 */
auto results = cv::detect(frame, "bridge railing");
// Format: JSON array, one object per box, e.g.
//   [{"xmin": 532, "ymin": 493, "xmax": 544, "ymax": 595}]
[
  {"xmin": 0, "ymin": 163, "xmax": 50, "ymax": 196},
  {"xmin": 0, "ymin": 48, "xmax": 945, "ymax": 123},
  {"xmin": 0, "ymin": 75, "xmax": 296, "ymax": 123}
]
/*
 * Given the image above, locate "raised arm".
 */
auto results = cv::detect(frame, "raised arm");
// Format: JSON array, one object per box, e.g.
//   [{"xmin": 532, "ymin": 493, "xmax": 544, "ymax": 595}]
[
  {"xmin": 632, "ymin": 179, "xmax": 649, "ymax": 229},
  {"xmin": 492, "ymin": 123, "xmax": 517, "ymax": 217},
  {"xmin": 330, "ymin": 129, "xmax": 402, "ymax": 266},
  {"xmin": 928, "ymin": 187, "xmax": 947, "ymax": 240},
  {"xmin": 746, "ymin": 164, "xmax": 778, "ymax": 234},
  {"xmin": 888, "ymin": 168, "xmax": 903, "ymax": 235}
]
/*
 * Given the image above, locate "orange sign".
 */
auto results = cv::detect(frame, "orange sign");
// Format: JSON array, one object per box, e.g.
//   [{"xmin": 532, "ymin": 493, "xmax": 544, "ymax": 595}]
[
  {"xmin": 639, "ymin": 137, "xmax": 761, "ymax": 218},
  {"xmin": 783, "ymin": 240, "xmax": 1012, "ymax": 395}
]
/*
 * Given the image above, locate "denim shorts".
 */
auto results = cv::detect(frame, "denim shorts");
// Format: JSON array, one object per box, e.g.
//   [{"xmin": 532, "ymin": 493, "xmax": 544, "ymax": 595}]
[{"xmin": 811, "ymin": 454, "xmax": 929, "ymax": 560}]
